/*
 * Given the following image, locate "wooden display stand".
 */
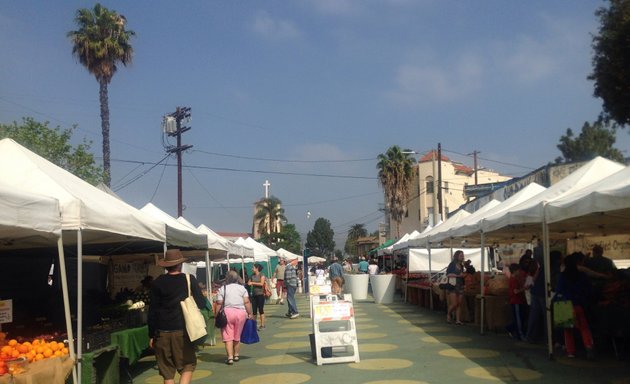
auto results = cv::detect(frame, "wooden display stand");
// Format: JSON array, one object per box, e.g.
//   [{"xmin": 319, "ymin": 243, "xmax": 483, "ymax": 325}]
[{"xmin": 310, "ymin": 294, "xmax": 360, "ymax": 366}]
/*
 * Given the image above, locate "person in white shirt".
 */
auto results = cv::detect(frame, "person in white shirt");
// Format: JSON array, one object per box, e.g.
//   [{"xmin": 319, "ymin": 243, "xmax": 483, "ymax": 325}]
[{"xmin": 368, "ymin": 259, "xmax": 379, "ymax": 275}]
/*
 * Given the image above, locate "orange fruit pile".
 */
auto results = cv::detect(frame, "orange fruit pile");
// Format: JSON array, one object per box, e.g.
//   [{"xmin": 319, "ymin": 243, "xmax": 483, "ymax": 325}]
[{"xmin": 0, "ymin": 337, "xmax": 69, "ymax": 375}]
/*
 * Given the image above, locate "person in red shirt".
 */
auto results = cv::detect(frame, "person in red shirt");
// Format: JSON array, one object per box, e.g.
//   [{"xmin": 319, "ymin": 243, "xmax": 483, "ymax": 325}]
[{"xmin": 505, "ymin": 263, "xmax": 527, "ymax": 340}]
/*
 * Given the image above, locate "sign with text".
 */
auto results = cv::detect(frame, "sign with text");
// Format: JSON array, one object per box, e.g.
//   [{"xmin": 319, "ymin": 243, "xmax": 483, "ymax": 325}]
[
  {"xmin": 111, "ymin": 262, "xmax": 149, "ymax": 297},
  {"xmin": 313, "ymin": 302, "xmax": 352, "ymax": 320},
  {"xmin": 0, "ymin": 299, "xmax": 13, "ymax": 324},
  {"xmin": 309, "ymin": 285, "xmax": 332, "ymax": 295}
]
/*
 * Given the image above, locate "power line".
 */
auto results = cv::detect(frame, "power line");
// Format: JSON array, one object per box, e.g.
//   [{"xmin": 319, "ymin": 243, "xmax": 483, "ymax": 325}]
[
  {"xmin": 442, "ymin": 148, "xmax": 535, "ymax": 171},
  {"xmin": 150, "ymin": 156, "xmax": 170, "ymax": 202},
  {"xmin": 110, "ymin": 158, "xmax": 377, "ymax": 180},
  {"xmin": 113, "ymin": 154, "xmax": 171, "ymax": 192},
  {"xmin": 192, "ymin": 149, "xmax": 376, "ymax": 164}
]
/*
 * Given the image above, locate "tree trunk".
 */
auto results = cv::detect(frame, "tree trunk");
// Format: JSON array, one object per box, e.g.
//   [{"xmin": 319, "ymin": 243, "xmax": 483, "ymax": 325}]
[{"xmin": 99, "ymin": 79, "xmax": 111, "ymax": 187}]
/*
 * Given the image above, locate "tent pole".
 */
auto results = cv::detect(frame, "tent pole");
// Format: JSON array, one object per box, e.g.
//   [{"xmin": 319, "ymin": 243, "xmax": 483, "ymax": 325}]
[
  {"xmin": 76, "ymin": 230, "xmax": 83, "ymax": 381},
  {"xmin": 57, "ymin": 236, "xmax": 77, "ymax": 384},
  {"xmin": 480, "ymin": 231, "xmax": 486, "ymax": 335},
  {"xmin": 542, "ymin": 219, "xmax": 554, "ymax": 360},
  {"xmin": 404, "ymin": 250, "xmax": 409, "ymax": 303},
  {"xmin": 205, "ymin": 250, "xmax": 211, "ymax": 292},
  {"xmin": 427, "ymin": 239, "xmax": 433, "ymax": 310}
]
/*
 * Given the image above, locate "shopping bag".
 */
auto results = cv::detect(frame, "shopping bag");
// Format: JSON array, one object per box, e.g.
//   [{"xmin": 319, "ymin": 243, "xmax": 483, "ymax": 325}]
[
  {"xmin": 181, "ymin": 274, "xmax": 208, "ymax": 343},
  {"xmin": 240, "ymin": 319, "xmax": 260, "ymax": 344},
  {"xmin": 553, "ymin": 300, "xmax": 574, "ymax": 328},
  {"xmin": 264, "ymin": 280, "xmax": 272, "ymax": 298}
]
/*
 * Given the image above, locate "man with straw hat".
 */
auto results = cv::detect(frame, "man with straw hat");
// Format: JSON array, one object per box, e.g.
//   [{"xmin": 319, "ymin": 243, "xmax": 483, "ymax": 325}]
[{"xmin": 149, "ymin": 249, "xmax": 205, "ymax": 384}]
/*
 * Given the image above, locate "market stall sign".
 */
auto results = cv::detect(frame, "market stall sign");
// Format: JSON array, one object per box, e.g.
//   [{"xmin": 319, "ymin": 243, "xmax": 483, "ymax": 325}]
[{"xmin": 0, "ymin": 300, "xmax": 12, "ymax": 324}]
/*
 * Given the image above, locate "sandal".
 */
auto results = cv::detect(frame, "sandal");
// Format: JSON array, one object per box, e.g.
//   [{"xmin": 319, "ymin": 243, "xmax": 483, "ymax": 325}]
[
  {"xmin": 233, "ymin": 355, "xmax": 240, "ymax": 362},
  {"xmin": 446, "ymin": 317, "xmax": 453, "ymax": 324},
  {"xmin": 225, "ymin": 358, "xmax": 234, "ymax": 365},
  {"xmin": 455, "ymin": 321, "xmax": 463, "ymax": 325}
]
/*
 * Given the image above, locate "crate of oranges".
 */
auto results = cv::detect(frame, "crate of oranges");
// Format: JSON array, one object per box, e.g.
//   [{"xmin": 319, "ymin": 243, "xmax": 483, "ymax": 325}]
[{"xmin": 0, "ymin": 334, "xmax": 69, "ymax": 377}]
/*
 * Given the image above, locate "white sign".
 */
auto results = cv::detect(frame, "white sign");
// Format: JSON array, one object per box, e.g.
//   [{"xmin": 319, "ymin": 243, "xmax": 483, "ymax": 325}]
[
  {"xmin": 0, "ymin": 300, "xmax": 13, "ymax": 324},
  {"xmin": 313, "ymin": 302, "xmax": 352, "ymax": 320}
]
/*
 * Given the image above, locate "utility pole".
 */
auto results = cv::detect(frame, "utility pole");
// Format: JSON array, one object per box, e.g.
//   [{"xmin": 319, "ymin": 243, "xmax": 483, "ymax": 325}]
[
  {"xmin": 471, "ymin": 150, "xmax": 480, "ymax": 185},
  {"xmin": 164, "ymin": 107, "xmax": 192, "ymax": 217},
  {"xmin": 437, "ymin": 143, "xmax": 443, "ymax": 222},
  {"xmin": 431, "ymin": 150, "xmax": 439, "ymax": 226}
]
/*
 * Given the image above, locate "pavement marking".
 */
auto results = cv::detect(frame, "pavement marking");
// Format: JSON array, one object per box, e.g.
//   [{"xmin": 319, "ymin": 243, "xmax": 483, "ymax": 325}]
[
  {"xmin": 273, "ymin": 330, "xmax": 311, "ymax": 338},
  {"xmin": 355, "ymin": 317, "xmax": 372, "ymax": 323},
  {"xmin": 359, "ymin": 343, "xmax": 398, "ymax": 352},
  {"xmin": 410, "ymin": 318, "xmax": 436, "ymax": 325},
  {"xmin": 255, "ymin": 354, "xmax": 308, "ymax": 365},
  {"xmin": 364, "ymin": 380, "xmax": 428, "ymax": 384},
  {"xmin": 439, "ymin": 348, "xmax": 500, "ymax": 358},
  {"xmin": 382, "ymin": 309, "xmax": 395, "ymax": 313},
  {"xmin": 357, "ymin": 332, "xmax": 388, "ymax": 340},
  {"xmin": 388, "ymin": 314, "xmax": 403, "ymax": 318},
  {"xmin": 556, "ymin": 356, "xmax": 624, "ymax": 368},
  {"xmin": 421, "ymin": 335, "xmax": 472, "ymax": 343},
  {"xmin": 349, "ymin": 358, "xmax": 413, "ymax": 370},
  {"xmin": 464, "ymin": 366, "xmax": 542, "ymax": 381},
  {"xmin": 144, "ymin": 369, "xmax": 212, "ymax": 384},
  {"xmin": 397, "ymin": 319, "xmax": 412, "ymax": 325},
  {"xmin": 265, "ymin": 341, "xmax": 311, "ymax": 350},
  {"xmin": 240, "ymin": 373, "xmax": 311, "ymax": 384},
  {"xmin": 356, "ymin": 324, "xmax": 379, "ymax": 330}
]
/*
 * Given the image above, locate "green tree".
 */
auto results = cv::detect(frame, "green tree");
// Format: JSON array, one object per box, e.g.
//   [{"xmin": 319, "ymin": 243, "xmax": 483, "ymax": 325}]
[
  {"xmin": 344, "ymin": 223, "xmax": 368, "ymax": 257},
  {"xmin": 556, "ymin": 121, "xmax": 625, "ymax": 163},
  {"xmin": 306, "ymin": 217, "xmax": 335, "ymax": 258},
  {"xmin": 68, "ymin": 3, "xmax": 135, "ymax": 186},
  {"xmin": 260, "ymin": 223, "xmax": 302, "ymax": 254},
  {"xmin": 254, "ymin": 196, "xmax": 287, "ymax": 245},
  {"xmin": 589, "ymin": 0, "xmax": 630, "ymax": 127},
  {"xmin": 377, "ymin": 145, "xmax": 414, "ymax": 237},
  {"xmin": 0, "ymin": 117, "xmax": 103, "ymax": 184}
]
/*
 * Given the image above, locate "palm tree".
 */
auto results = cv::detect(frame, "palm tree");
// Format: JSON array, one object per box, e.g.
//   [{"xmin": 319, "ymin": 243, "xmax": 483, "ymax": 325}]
[
  {"xmin": 68, "ymin": 3, "xmax": 135, "ymax": 187},
  {"xmin": 345, "ymin": 223, "xmax": 368, "ymax": 257},
  {"xmin": 377, "ymin": 145, "xmax": 414, "ymax": 238},
  {"xmin": 254, "ymin": 196, "xmax": 287, "ymax": 245}
]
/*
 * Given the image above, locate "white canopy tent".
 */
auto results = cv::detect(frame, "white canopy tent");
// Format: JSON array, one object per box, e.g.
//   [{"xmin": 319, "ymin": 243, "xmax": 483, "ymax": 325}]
[
  {"xmin": 0, "ymin": 139, "xmax": 172, "ymax": 381},
  {"xmin": 408, "ymin": 248, "xmax": 483, "ymax": 272},
  {"xmin": 277, "ymin": 248, "xmax": 303, "ymax": 261},
  {"xmin": 308, "ymin": 256, "xmax": 327, "ymax": 264},
  {"xmin": 140, "ymin": 203, "xmax": 208, "ymax": 249}
]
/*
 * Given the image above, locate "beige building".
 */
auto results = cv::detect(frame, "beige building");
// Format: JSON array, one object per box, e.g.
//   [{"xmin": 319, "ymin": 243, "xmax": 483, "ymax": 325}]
[{"xmin": 388, "ymin": 150, "xmax": 510, "ymax": 238}]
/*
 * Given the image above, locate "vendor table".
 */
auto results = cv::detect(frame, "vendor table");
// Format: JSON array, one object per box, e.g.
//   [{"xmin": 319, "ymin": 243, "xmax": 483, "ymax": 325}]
[
  {"xmin": 0, "ymin": 356, "xmax": 74, "ymax": 384},
  {"xmin": 82, "ymin": 345, "xmax": 119, "ymax": 384},
  {"xmin": 110, "ymin": 326, "xmax": 149, "ymax": 365},
  {"xmin": 475, "ymin": 295, "xmax": 511, "ymax": 332}
]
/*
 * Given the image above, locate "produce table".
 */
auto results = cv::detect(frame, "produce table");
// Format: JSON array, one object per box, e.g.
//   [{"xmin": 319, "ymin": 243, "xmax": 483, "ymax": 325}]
[
  {"xmin": 0, "ymin": 356, "xmax": 74, "ymax": 384},
  {"xmin": 110, "ymin": 326, "xmax": 149, "ymax": 365},
  {"xmin": 82, "ymin": 345, "xmax": 119, "ymax": 384},
  {"xmin": 474, "ymin": 295, "xmax": 511, "ymax": 332}
]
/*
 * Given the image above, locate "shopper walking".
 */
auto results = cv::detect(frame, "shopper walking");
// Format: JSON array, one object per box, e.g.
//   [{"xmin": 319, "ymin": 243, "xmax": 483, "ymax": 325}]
[
  {"xmin": 149, "ymin": 249, "xmax": 205, "ymax": 384},
  {"xmin": 216, "ymin": 270, "xmax": 254, "ymax": 365},
  {"xmin": 284, "ymin": 258, "xmax": 300, "ymax": 318},
  {"xmin": 248, "ymin": 263, "xmax": 267, "ymax": 330},
  {"xmin": 274, "ymin": 258, "xmax": 287, "ymax": 304},
  {"xmin": 445, "ymin": 250, "xmax": 465, "ymax": 325}
]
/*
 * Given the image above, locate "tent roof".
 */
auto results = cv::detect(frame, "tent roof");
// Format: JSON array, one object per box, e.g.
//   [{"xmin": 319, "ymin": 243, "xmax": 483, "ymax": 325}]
[
  {"xmin": 447, "ymin": 183, "xmax": 547, "ymax": 241},
  {"xmin": 369, "ymin": 239, "xmax": 395, "ymax": 254},
  {"xmin": 546, "ymin": 165, "xmax": 630, "ymax": 235},
  {"xmin": 481, "ymin": 156, "xmax": 625, "ymax": 241},
  {"xmin": 194, "ymin": 223, "xmax": 246, "ymax": 257},
  {"xmin": 140, "ymin": 203, "xmax": 207, "ymax": 249},
  {"xmin": 0, "ymin": 138, "xmax": 165, "ymax": 246},
  {"xmin": 0, "ymin": 183, "xmax": 61, "ymax": 249},
  {"xmin": 277, "ymin": 248, "xmax": 303, "ymax": 261},
  {"xmin": 243, "ymin": 237, "xmax": 277, "ymax": 261},
  {"xmin": 413, "ymin": 202, "xmax": 495, "ymax": 245}
]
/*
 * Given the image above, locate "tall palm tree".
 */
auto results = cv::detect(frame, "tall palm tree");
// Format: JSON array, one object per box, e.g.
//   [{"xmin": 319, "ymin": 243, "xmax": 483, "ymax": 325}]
[
  {"xmin": 68, "ymin": 3, "xmax": 135, "ymax": 186},
  {"xmin": 254, "ymin": 196, "xmax": 287, "ymax": 245},
  {"xmin": 345, "ymin": 223, "xmax": 368, "ymax": 257},
  {"xmin": 377, "ymin": 145, "xmax": 414, "ymax": 238}
]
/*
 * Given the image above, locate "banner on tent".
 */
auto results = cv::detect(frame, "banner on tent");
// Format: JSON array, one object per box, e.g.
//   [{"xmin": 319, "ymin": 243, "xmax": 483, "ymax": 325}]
[
  {"xmin": 567, "ymin": 235, "xmax": 630, "ymax": 262},
  {"xmin": 111, "ymin": 262, "xmax": 149, "ymax": 294}
]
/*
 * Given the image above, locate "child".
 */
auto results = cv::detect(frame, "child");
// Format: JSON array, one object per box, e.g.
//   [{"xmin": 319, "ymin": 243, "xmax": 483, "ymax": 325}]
[{"xmin": 506, "ymin": 263, "xmax": 527, "ymax": 340}]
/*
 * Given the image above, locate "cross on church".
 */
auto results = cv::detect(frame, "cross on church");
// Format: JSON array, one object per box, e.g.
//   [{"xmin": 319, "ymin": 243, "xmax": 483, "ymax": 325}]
[{"xmin": 263, "ymin": 179, "xmax": 271, "ymax": 198}]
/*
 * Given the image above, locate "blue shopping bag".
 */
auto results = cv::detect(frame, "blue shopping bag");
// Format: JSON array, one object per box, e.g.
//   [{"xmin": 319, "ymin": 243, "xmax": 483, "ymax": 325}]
[{"xmin": 241, "ymin": 319, "xmax": 260, "ymax": 344}]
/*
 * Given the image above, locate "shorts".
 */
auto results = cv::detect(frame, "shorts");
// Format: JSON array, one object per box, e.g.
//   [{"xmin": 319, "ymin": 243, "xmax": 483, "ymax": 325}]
[
  {"xmin": 154, "ymin": 330, "xmax": 196, "ymax": 380},
  {"xmin": 276, "ymin": 279, "xmax": 285, "ymax": 290}
]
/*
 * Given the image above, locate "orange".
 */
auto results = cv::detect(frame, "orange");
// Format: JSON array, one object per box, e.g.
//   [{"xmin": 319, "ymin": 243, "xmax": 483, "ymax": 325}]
[
  {"xmin": 49, "ymin": 341, "xmax": 59, "ymax": 351},
  {"xmin": 35, "ymin": 353, "xmax": 44, "ymax": 361},
  {"xmin": 17, "ymin": 344, "xmax": 29, "ymax": 354},
  {"xmin": 43, "ymin": 349, "xmax": 53, "ymax": 358},
  {"xmin": 35, "ymin": 346, "xmax": 45, "ymax": 354},
  {"xmin": 32, "ymin": 340, "xmax": 40, "ymax": 346},
  {"xmin": 0, "ymin": 346, "xmax": 11, "ymax": 354},
  {"xmin": 11, "ymin": 350, "xmax": 19, "ymax": 358},
  {"xmin": 7, "ymin": 340, "xmax": 17, "ymax": 347},
  {"xmin": 61, "ymin": 347, "xmax": 69, "ymax": 355},
  {"xmin": 54, "ymin": 350, "xmax": 62, "ymax": 357}
]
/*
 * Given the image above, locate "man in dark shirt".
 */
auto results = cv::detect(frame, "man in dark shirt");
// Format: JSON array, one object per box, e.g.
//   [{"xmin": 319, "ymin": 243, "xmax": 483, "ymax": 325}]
[{"xmin": 149, "ymin": 249, "xmax": 205, "ymax": 384}]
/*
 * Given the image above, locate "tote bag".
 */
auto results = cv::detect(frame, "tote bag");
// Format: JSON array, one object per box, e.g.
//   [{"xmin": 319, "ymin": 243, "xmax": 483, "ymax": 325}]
[
  {"xmin": 553, "ymin": 300, "xmax": 574, "ymax": 328},
  {"xmin": 181, "ymin": 274, "xmax": 208, "ymax": 342},
  {"xmin": 240, "ymin": 319, "xmax": 260, "ymax": 344}
]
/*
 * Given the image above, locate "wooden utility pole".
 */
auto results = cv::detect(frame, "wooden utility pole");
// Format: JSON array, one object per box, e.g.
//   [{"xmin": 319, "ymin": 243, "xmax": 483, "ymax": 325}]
[
  {"xmin": 472, "ymin": 150, "xmax": 480, "ymax": 185},
  {"xmin": 165, "ymin": 107, "xmax": 192, "ymax": 217}
]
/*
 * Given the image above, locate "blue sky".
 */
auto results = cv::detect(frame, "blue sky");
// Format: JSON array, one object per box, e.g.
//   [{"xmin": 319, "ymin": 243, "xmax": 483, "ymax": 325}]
[{"xmin": 1, "ymin": 1, "xmax": 628, "ymax": 247}]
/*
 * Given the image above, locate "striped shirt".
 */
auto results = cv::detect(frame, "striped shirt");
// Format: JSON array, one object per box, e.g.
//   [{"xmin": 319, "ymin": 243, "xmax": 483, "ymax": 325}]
[{"xmin": 284, "ymin": 264, "xmax": 298, "ymax": 287}]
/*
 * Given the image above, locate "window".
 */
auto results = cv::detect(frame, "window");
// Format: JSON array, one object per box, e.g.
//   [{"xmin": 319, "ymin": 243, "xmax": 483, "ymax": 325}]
[
  {"xmin": 426, "ymin": 176, "xmax": 434, "ymax": 194},
  {"xmin": 444, "ymin": 181, "xmax": 449, "ymax": 192}
]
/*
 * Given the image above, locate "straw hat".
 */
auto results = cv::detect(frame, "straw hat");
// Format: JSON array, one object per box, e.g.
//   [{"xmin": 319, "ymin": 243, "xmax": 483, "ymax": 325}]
[{"xmin": 158, "ymin": 249, "xmax": 188, "ymax": 267}]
